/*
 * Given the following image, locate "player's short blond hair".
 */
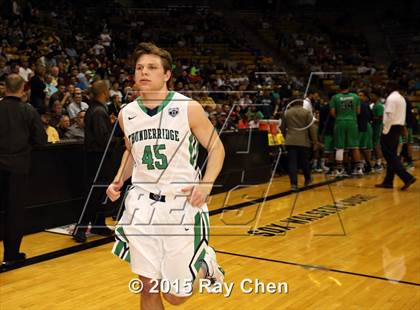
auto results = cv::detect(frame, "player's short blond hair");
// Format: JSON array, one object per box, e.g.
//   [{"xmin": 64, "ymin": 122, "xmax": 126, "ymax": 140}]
[{"xmin": 132, "ymin": 42, "xmax": 173, "ymax": 88}]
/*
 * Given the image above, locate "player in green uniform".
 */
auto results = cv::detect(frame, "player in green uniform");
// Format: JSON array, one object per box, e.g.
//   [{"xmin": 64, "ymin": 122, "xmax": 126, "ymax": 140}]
[
  {"xmin": 370, "ymin": 90, "xmax": 384, "ymax": 172},
  {"xmin": 330, "ymin": 78, "xmax": 363, "ymax": 177}
]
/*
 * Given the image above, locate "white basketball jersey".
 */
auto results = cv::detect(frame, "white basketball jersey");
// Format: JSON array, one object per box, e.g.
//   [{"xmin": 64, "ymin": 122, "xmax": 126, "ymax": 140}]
[{"xmin": 122, "ymin": 91, "xmax": 200, "ymax": 195}]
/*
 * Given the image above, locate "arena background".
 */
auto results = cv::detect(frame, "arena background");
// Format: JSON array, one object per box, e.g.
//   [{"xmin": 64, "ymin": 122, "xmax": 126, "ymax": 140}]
[{"xmin": 0, "ymin": 0, "xmax": 419, "ymax": 309}]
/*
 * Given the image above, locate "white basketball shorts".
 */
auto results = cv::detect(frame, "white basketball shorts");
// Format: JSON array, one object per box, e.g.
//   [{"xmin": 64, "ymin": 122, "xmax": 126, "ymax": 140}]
[{"xmin": 115, "ymin": 186, "xmax": 210, "ymax": 296}]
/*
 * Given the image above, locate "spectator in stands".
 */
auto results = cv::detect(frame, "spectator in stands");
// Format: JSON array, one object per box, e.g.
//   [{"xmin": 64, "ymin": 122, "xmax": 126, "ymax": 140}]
[
  {"xmin": 57, "ymin": 115, "xmax": 71, "ymax": 139},
  {"xmin": 67, "ymin": 88, "xmax": 88, "ymax": 119},
  {"xmin": 50, "ymin": 66, "xmax": 60, "ymax": 87},
  {"xmin": 29, "ymin": 64, "xmax": 47, "ymax": 113},
  {"xmin": 77, "ymin": 65, "xmax": 90, "ymax": 90},
  {"xmin": 49, "ymin": 101, "xmax": 66, "ymax": 128},
  {"xmin": 109, "ymin": 81, "xmax": 122, "ymax": 101},
  {"xmin": 108, "ymin": 94, "xmax": 122, "ymax": 118},
  {"xmin": 246, "ymin": 104, "xmax": 264, "ymax": 122},
  {"xmin": 218, "ymin": 112, "xmax": 236, "ymax": 131},
  {"xmin": 239, "ymin": 93, "xmax": 252, "ymax": 110},
  {"xmin": 65, "ymin": 110, "xmax": 85, "ymax": 140},
  {"xmin": 45, "ymin": 75, "xmax": 58, "ymax": 99},
  {"xmin": 209, "ymin": 115, "xmax": 218, "ymax": 129},
  {"xmin": 199, "ymin": 91, "xmax": 217, "ymax": 111},
  {"xmin": 40, "ymin": 113, "xmax": 60, "ymax": 143},
  {"xmin": 49, "ymin": 84, "xmax": 67, "ymax": 108},
  {"xmin": 0, "ymin": 74, "xmax": 46, "ymax": 268},
  {"xmin": 258, "ymin": 89, "xmax": 274, "ymax": 118},
  {"xmin": 18, "ymin": 61, "xmax": 33, "ymax": 82}
]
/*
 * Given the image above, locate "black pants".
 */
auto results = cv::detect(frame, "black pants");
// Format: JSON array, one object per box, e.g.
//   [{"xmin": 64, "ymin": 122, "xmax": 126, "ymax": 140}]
[
  {"xmin": 287, "ymin": 145, "xmax": 311, "ymax": 186},
  {"xmin": 76, "ymin": 152, "xmax": 108, "ymax": 233},
  {"xmin": 381, "ymin": 125, "xmax": 413, "ymax": 185},
  {"xmin": 0, "ymin": 170, "xmax": 27, "ymax": 260}
]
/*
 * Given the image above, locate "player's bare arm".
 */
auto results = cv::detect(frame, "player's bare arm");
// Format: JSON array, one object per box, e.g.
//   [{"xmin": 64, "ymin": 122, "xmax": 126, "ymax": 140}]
[
  {"xmin": 106, "ymin": 111, "xmax": 134, "ymax": 202},
  {"xmin": 182, "ymin": 100, "xmax": 225, "ymax": 207}
]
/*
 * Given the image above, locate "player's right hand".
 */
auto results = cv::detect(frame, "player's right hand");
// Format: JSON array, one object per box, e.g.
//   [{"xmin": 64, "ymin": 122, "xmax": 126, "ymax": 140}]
[{"xmin": 107, "ymin": 180, "xmax": 123, "ymax": 202}]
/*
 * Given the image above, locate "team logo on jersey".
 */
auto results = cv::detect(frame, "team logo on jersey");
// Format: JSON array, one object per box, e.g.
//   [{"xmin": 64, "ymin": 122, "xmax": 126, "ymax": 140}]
[{"xmin": 168, "ymin": 107, "xmax": 179, "ymax": 117}]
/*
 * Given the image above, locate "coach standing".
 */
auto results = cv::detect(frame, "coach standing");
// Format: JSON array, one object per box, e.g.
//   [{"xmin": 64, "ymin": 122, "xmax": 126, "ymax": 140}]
[
  {"xmin": 0, "ymin": 74, "xmax": 46, "ymax": 268},
  {"xmin": 73, "ymin": 80, "xmax": 114, "ymax": 242},
  {"xmin": 282, "ymin": 100, "xmax": 318, "ymax": 191},
  {"xmin": 376, "ymin": 88, "xmax": 416, "ymax": 190}
]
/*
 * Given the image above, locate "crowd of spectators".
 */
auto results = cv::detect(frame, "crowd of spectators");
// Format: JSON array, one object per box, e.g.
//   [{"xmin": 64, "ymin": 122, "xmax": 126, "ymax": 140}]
[
  {"xmin": 0, "ymin": 1, "xmax": 294, "ymax": 142},
  {"xmin": 0, "ymin": 1, "xmax": 419, "ymax": 146},
  {"xmin": 256, "ymin": 9, "xmax": 420, "ymax": 101}
]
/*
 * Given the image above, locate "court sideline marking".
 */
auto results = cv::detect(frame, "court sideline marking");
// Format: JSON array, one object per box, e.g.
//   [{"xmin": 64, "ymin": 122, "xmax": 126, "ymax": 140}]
[{"xmin": 216, "ymin": 250, "xmax": 420, "ymax": 287}]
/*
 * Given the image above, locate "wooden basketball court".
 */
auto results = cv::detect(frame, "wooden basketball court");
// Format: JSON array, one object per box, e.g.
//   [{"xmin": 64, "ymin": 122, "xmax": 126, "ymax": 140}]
[{"xmin": 1, "ymin": 164, "xmax": 419, "ymax": 309}]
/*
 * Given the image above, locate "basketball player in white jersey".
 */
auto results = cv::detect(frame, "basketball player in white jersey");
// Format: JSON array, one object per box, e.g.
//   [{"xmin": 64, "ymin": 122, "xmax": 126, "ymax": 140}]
[{"xmin": 106, "ymin": 43, "xmax": 225, "ymax": 309}]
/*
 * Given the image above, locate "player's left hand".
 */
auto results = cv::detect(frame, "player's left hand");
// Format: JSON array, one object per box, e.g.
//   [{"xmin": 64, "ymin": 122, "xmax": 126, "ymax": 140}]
[{"xmin": 181, "ymin": 184, "xmax": 212, "ymax": 207}]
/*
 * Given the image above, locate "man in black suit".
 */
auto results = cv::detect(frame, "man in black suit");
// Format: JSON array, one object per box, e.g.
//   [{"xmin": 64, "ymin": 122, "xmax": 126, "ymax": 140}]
[
  {"xmin": 73, "ymin": 80, "xmax": 114, "ymax": 242},
  {"xmin": 0, "ymin": 74, "xmax": 47, "ymax": 268}
]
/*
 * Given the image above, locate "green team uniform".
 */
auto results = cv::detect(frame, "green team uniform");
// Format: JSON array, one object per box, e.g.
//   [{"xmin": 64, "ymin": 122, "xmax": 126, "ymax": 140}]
[
  {"xmin": 372, "ymin": 101, "xmax": 384, "ymax": 147},
  {"xmin": 330, "ymin": 92, "xmax": 360, "ymax": 149}
]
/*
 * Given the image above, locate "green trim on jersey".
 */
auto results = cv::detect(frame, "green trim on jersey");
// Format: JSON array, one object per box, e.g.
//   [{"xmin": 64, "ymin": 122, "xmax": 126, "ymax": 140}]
[
  {"xmin": 136, "ymin": 91, "xmax": 175, "ymax": 115},
  {"xmin": 192, "ymin": 212, "xmax": 209, "ymax": 274},
  {"xmin": 330, "ymin": 92, "xmax": 360, "ymax": 121},
  {"xmin": 189, "ymin": 134, "xmax": 199, "ymax": 167},
  {"xmin": 112, "ymin": 226, "xmax": 131, "ymax": 263}
]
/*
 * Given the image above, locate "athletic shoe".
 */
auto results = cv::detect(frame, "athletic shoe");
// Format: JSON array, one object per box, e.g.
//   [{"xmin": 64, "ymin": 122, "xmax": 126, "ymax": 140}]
[
  {"xmin": 335, "ymin": 169, "xmax": 346, "ymax": 178},
  {"xmin": 203, "ymin": 246, "xmax": 225, "ymax": 285},
  {"xmin": 314, "ymin": 168, "xmax": 323, "ymax": 173},
  {"xmin": 373, "ymin": 164, "xmax": 383, "ymax": 173},
  {"xmin": 351, "ymin": 169, "xmax": 364, "ymax": 177},
  {"xmin": 291, "ymin": 185, "xmax": 298, "ymax": 192}
]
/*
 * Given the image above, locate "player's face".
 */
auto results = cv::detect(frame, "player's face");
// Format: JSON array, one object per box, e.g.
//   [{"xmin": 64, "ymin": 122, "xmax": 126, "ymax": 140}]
[{"xmin": 135, "ymin": 54, "xmax": 171, "ymax": 92}]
